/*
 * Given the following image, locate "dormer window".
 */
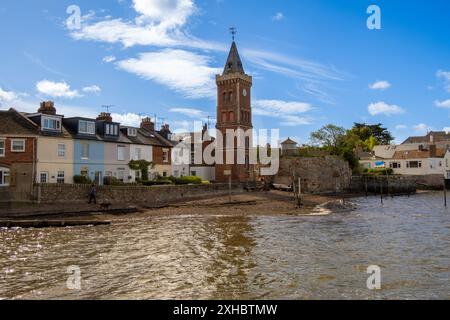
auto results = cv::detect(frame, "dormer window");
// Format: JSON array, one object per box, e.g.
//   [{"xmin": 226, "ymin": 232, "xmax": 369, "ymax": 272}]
[
  {"xmin": 128, "ymin": 128, "xmax": 137, "ymax": 137},
  {"xmin": 79, "ymin": 120, "xmax": 95, "ymax": 135},
  {"xmin": 43, "ymin": 117, "xmax": 61, "ymax": 131},
  {"xmin": 105, "ymin": 123, "xmax": 118, "ymax": 136}
]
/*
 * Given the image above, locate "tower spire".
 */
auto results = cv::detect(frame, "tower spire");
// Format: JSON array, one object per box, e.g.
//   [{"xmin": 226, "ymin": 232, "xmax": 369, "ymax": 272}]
[{"xmin": 223, "ymin": 34, "xmax": 245, "ymax": 75}]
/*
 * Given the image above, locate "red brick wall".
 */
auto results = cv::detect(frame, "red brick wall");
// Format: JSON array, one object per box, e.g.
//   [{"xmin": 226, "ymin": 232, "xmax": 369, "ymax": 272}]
[
  {"xmin": 0, "ymin": 137, "xmax": 35, "ymax": 167},
  {"xmin": 153, "ymin": 146, "xmax": 171, "ymax": 165}
]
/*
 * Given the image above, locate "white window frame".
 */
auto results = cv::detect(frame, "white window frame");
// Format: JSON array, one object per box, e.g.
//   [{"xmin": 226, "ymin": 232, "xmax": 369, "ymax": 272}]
[
  {"xmin": 134, "ymin": 148, "xmax": 142, "ymax": 160},
  {"xmin": 79, "ymin": 120, "xmax": 96, "ymax": 135},
  {"xmin": 81, "ymin": 143, "xmax": 90, "ymax": 160},
  {"xmin": 42, "ymin": 117, "xmax": 61, "ymax": 131},
  {"xmin": 0, "ymin": 167, "xmax": 11, "ymax": 186},
  {"xmin": 40, "ymin": 172, "xmax": 49, "ymax": 184},
  {"xmin": 117, "ymin": 145, "xmax": 126, "ymax": 161},
  {"xmin": 117, "ymin": 168, "xmax": 125, "ymax": 182},
  {"xmin": 11, "ymin": 139, "xmax": 25, "ymax": 152},
  {"xmin": 163, "ymin": 149, "xmax": 169, "ymax": 163},
  {"xmin": 0, "ymin": 139, "xmax": 5, "ymax": 157},
  {"xmin": 128, "ymin": 128, "xmax": 137, "ymax": 137},
  {"xmin": 57, "ymin": 143, "xmax": 66, "ymax": 157},
  {"xmin": 57, "ymin": 171, "xmax": 65, "ymax": 184}
]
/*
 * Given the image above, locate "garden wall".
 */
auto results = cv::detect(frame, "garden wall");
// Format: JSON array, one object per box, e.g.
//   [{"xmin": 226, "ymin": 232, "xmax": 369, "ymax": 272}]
[{"xmin": 35, "ymin": 183, "xmax": 243, "ymax": 205}]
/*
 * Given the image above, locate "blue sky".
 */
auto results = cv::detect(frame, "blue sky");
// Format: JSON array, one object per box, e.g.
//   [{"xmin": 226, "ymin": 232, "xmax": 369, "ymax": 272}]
[{"xmin": 0, "ymin": 0, "xmax": 449, "ymax": 144}]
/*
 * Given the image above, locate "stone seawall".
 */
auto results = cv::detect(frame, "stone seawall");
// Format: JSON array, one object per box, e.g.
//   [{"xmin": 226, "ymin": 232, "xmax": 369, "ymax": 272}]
[
  {"xmin": 36, "ymin": 183, "xmax": 243, "ymax": 205},
  {"xmin": 271, "ymin": 157, "xmax": 352, "ymax": 193}
]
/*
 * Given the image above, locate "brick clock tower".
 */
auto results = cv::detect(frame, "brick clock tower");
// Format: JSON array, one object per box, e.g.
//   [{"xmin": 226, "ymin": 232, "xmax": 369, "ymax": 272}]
[{"xmin": 215, "ymin": 39, "xmax": 254, "ymax": 183}]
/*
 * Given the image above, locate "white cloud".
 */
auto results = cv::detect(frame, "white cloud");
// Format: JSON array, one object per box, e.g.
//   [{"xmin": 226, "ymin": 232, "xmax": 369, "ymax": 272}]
[
  {"xmin": 279, "ymin": 115, "xmax": 311, "ymax": 126},
  {"xmin": 435, "ymin": 99, "xmax": 450, "ymax": 108},
  {"xmin": 414, "ymin": 123, "xmax": 432, "ymax": 134},
  {"xmin": 116, "ymin": 49, "xmax": 221, "ymax": 99},
  {"xmin": 437, "ymin": 70, "xmax": 450, "ymax": 81},
  {"xmin": 170, "ymin": 107, "xmax": 206, "ymax": 118},
  {"xmin": 132, "ymin": 0, "xmax": 195, "ymax": 28},
  {"xmin": 395, "ymin": 124, "xmax": 407, "ymax": 130},
  {"xmin": 82, "ymin": 85, "xmax": 102, "ymax": 94},
  {"xmin": 243, "ymin": 49, "xmax": 346, "ymax": 82},
  {"xmin": 254, "ymin": 99, "xmax": 312, "ymax": 114},
  {"xmin": 69, "ymin": 0, "xmax": 221, "ymax": 51},
  {"xmin": 102, "ymin": 55, "xmax": 116, "ymax": 63},
  {"xmin": 0, "ymin": 88, "xmax": 18, "ymax": 102},
  {"xmin": 253, "ymin": 99, "xmax": 313, "ymax": 126},
  {"xmin": 436, "ymin": 70, "xmax": 450, "ymax": 92},
  {"xmin": 272, "ymin": 12, "xmax": 284, "ymax": 21},
  {"xmin": 369, "ymin": 80, "xmax": 391, "ymax": 90},
  {"xmin": 368, "ymin": 101, "xmax": 405, "ymax": 116},
  {"xmin": 110, "ymin": 112, "xmax": 147, "ymax": 127},
  {"xmin": 36, "ymin": 80, "xmax": 81, "ymax": 99}
]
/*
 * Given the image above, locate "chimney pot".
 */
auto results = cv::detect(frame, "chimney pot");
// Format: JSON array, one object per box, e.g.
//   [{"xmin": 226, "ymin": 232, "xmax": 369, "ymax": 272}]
[
  {"xmin": 96, "ymin": 112, "xmax": 112, "ymax": 122},
  {"xmin": 38, "ymin": 101, "xmax": 57, "ymax": 115},
  {"xmin": 141, "ymin": 117, "xmax": 155, "ymax": 132}
]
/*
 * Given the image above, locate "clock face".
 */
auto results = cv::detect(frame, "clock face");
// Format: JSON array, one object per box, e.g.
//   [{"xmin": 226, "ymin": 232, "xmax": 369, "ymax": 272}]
[{"xmin": 243, "ymin": 89, "xmax": 247, "ymax": 97}]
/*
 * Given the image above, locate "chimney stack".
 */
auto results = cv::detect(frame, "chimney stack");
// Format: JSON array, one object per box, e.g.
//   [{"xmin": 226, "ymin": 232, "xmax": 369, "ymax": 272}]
[
  {"xmin": 159, "ymin": 124, "xmax": 171, "ymax": 139},
  {"xmin": 430, "ymin": 133, "xmax": 435, "ymax": 144},
  {"xmin": 429, "ymin": 144, "xmax": 437, "ymax": 158},
  {"xmin": 38, "ymin": 101, "xmax": 56, "ymax": 115},
  {"xmin": 96, "ymin": 112, "xmax": 112, "ymax": 122},
  {"xmin": 141, "ymin": 117, "xmax": 155, "ymax": 132}
]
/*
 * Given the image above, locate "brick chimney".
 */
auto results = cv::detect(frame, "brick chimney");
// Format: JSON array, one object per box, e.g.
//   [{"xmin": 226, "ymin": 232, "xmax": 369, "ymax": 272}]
[
  {"xmin": 140, "ymin": 117, "xmax": 155, "ymax": 132},
  {"xmin": 429, "ymin": 144, "xmax": 437, "ymax": 157},
  {"xmin": 38, "ymin": 101, "xmax": 56, "ymax": 115},
  {"xmin": 160, "ymin": 124, "xmax": 171, "ymax": 139},
  {"xmin": 96, "ymin": 112, "xmax": 112, "ymax": 122}
]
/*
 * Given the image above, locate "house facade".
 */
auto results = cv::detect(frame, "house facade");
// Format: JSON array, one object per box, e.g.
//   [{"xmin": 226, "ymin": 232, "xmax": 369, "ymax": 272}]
[
  {"xmin": 27, "ymin": 102, "xmax": 74, "ymax": 184},
  {"xmin": 0, "ymin": 108, "xmax": 39, "ymax": 201}
]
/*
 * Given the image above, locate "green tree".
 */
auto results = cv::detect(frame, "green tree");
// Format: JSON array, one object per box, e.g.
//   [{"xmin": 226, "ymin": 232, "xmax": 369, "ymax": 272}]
[
  {"xmin": 128, "ymin": 160, "xmax": 154, "ymax": 181},
  {"xmin": 310, "ymin": 124, "xmax": 346, "ymax": 151},
  {"xmin": 351, "ymin": 123, "xmax": 394, "ymax": 145}
]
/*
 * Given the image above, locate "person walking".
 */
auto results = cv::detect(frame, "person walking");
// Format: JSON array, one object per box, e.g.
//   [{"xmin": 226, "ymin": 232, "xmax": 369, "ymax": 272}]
[{"xmin": 88, "ymin": 184, "xmax": 97, "ymax": 204}]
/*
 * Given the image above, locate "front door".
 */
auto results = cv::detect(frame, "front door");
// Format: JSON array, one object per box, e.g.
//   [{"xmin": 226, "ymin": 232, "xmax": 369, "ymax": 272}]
[{"xmin": 95, "ymin": 171, "xmax": 103, "ymax": 185}]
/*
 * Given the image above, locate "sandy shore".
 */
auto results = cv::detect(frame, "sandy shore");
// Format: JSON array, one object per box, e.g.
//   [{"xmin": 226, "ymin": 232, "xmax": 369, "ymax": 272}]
[
  {"xmin": 123, "ymin": 190, "xmax": 356, "ymax": 219},
  {"xmin": 0, "ymin": 191, "xmax": 358, "ymax": 224}
]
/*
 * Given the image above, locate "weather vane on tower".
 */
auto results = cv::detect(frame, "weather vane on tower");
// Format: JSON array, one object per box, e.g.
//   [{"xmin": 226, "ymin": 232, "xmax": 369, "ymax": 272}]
[{"xmin": 229, "ymin": 26, "xmax": 237, "ymax": 41}]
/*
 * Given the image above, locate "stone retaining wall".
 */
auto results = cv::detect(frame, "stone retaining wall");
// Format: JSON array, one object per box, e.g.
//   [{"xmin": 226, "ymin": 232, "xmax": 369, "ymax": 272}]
[
  {"xmin": 271, "ymin": 157, "xmax": 352, "ymax": 193},
  {"xmin": 36, "ymin": 183, "xmax": 243, "ymax": 205},
  {"xmin": 350, "ymin": 176, "xmax": 417, "ymax": 194}
]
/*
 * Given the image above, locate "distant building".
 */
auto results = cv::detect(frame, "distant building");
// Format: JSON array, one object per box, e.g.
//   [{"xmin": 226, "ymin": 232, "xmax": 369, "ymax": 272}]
[
  {"xmin": 360, "ymin": 131, "xmax": 450, "ymax": 183},
  {"xmin": 170, "ymin": 124, "xmax": 216, "ymax": 182},
  {"xmin": 280, "ymin": 138, "xmax": 298, "ymax": 156}
]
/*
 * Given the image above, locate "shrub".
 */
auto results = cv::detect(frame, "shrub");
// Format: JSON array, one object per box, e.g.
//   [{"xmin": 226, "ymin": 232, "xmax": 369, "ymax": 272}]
[
  {"xmin": 171, "ymin": 176, "xmax": 202, "ymax": 185},
  {"xmin": 73, "ymin": 175, "xmax": 92, "ymax": 185},
  {"xmin": 142, "ymin": 179, "xmax": 174, "ymax": 186},
  {"xmin": 103, "ymin": 176, "xmax": 125, "ymax": 186},
  {"xmin": 363, "ymin": 168, "xmax": 394, "ymax": 176}
]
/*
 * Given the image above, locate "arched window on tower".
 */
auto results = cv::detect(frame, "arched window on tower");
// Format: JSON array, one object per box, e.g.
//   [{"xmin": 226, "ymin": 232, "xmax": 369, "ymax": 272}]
[
  {"xmin": 229, "ymin": 111, "xmax": 234, "ymax": 122},
  {"xmin": 222, "ymin": 92, "xmax": 227, "ymax": 102},
  {"xmin": 228, "ymin": 91, "xmax": 233, "ymax": 102},
  {"xmin": 222, "ymin": 112, "xmax": 227, "ymax": 123}
]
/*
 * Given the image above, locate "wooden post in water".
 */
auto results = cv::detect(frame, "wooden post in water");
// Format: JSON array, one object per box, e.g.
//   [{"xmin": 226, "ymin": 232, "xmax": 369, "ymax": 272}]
[
  {"xmin": 364, "ymin": 176, "xmax": 368, "ymax": 197},
  {"xmin": 444, "ymin": 177, "xmax": 447, "ymax": 208},
  {"xmin": 297, "ymin": 177, "xmax": 302, "ymax": 207},
  {"xmin": 380, "ymin": 177, "xmax": 383, "ymax": 204}
]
